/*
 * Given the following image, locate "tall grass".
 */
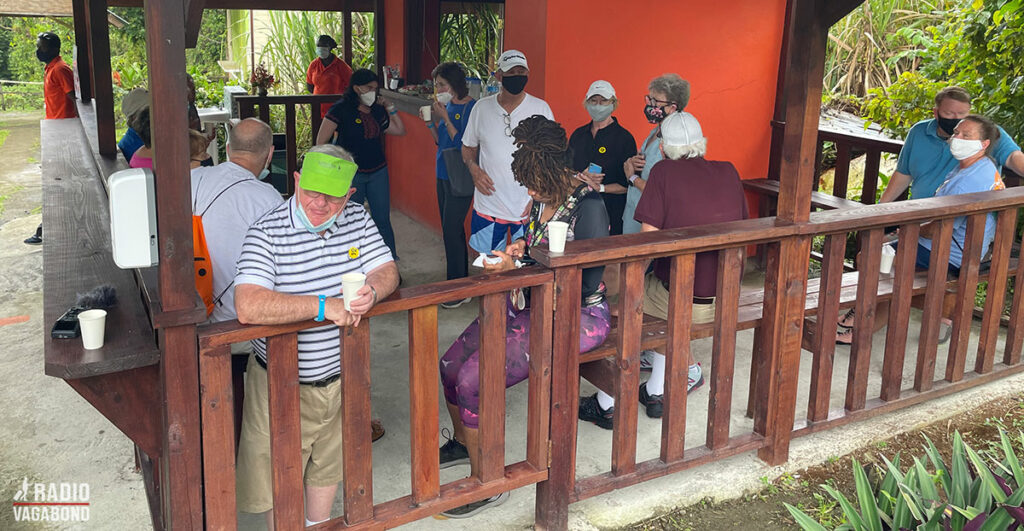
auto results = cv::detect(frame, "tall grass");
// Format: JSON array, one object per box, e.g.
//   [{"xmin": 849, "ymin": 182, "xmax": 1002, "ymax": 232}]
[{"xmin": 825, "ymin": 0, "xmax": 950, "ymax": 100}]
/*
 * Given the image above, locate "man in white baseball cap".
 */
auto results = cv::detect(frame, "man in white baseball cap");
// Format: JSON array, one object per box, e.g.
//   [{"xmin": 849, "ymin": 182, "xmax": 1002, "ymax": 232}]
[{"xmin": 461, "ymin": 50, "xmax": 554, "ymax": 257}]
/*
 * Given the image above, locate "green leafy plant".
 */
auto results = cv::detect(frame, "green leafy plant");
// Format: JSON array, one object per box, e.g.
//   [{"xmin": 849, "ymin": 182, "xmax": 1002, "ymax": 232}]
[
  {"xmin": 785, "ymin": 430, "xmax": 1024, "ymax": 530},
  {"xmin": 440, "ymin": 3, "xmax": 503, "ymax": 81}
]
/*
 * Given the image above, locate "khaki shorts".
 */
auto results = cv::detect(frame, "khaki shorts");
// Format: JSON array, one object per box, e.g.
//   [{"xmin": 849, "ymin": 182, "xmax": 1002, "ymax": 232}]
[
  {"xmin": 236, "ymin": 355, "xmax": 344, "ymax": 513},
  {"xmin": 643, "ymin": 273, "xmax": 716, "ymax": 324}
]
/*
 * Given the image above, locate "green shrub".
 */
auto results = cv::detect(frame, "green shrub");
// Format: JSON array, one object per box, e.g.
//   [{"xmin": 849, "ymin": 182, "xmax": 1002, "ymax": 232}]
[{"xmin": 785, "ymin": 430, "xmax": 1024, "ymax": 530}]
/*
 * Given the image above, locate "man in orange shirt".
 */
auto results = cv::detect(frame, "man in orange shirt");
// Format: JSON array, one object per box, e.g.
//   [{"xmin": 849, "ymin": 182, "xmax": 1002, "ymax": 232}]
[
  {"xmin": 306, "ymin": 35, "xmax": 352, "ymax": 118},
  {"xmin": 38, "ymin": 32, "xmax": 77, "ymax": 120},
  {"xmin": 26, "ymin": 32, "xmax": 77, "ymax": 245}
]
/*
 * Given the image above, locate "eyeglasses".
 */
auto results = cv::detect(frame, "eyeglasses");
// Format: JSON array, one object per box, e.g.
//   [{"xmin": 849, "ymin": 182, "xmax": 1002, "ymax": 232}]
[
  {"xmin": 503, "ymin": 113, "xmax": 512, "ymax": 137},
  {"xmin": 303, "ymin": 190, "xmax": 348, "ymax": 205},
  {"xmin": 645, "ymin": 95, "xmax": 676, "ymax": 108}
]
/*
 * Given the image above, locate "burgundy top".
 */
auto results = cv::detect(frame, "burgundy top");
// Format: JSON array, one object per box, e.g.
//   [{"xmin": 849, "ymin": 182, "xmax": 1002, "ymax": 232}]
[{"xmin": 634, "ymin": 157, "xmax": 748, "ymax": 298}]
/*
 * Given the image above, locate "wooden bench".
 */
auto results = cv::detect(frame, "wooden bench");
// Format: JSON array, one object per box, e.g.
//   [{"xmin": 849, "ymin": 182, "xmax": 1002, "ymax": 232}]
[{"xmin": 743, "ymin": 177, "xmax": 864, "ymax": 211}]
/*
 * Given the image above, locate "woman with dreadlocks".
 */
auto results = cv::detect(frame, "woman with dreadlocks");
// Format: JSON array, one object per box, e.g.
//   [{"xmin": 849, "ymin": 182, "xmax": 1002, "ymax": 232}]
[{"xmin": 434, "ymin": 115, "xmax": 611, "ymax": 518}]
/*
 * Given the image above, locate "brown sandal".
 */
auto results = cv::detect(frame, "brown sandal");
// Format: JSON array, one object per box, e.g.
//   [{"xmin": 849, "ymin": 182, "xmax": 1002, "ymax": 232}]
[
  {"xmin": 371, "ymin": 418, "xmax": 385, "ymax": 442},
  {"xmin": 836, "ymin": 327, "xmax": 854, "ymax": 345}
]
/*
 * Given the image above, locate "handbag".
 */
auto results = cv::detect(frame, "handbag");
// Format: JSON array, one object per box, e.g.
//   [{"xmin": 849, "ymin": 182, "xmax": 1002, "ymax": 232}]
[{"xmin": 442, "ymin": 147, "xmax": 475, "ymax": 197}]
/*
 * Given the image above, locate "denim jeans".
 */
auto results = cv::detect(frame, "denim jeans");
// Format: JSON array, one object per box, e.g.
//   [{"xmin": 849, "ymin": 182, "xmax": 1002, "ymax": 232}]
[{"xmin": 350, "ymin": 166, "xmax": 398, "ymax": 259}]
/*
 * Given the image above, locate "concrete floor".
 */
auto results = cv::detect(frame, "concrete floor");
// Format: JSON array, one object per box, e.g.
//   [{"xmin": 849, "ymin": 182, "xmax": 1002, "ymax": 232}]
[{"xmin": 4, "ymin": 111, "xmax": 1024, "ymax": 530}]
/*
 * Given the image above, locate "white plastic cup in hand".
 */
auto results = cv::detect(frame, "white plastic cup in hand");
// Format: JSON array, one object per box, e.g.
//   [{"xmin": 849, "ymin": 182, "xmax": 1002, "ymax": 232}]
[
  {"xmin": 547, "ymin": 221, "xmax": 569, "ymax": 253},
  {"xmin": 880, "ymin": 244, "xmax": 896, "ymax": 274},
  {"xmin": 78, "ymin": 309, "xmax": 107, "ymax": 350},
  {"xmin": 419, "ymin": 105, "xmax": 431, "ymax": 121},
  {"xmin": 341, "ymin": 272, "xmax": 367, "ymax": 311}
]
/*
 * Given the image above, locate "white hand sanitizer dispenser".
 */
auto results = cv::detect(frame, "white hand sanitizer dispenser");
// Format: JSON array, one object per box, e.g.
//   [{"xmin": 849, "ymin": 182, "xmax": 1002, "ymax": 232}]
[{"xmin": 108, "ymin": 168, "xmax": 159, "ymax": 268}]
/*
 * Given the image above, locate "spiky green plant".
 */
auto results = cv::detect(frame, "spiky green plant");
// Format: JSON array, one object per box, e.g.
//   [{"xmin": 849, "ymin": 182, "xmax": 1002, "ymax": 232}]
[
  {"xmin": 785, "ymin": 430, "xmax": 1024, "ymax": 530},
  {"xmin": 440, "ymin": 2, "xmax": 503, "ymax": 81}
]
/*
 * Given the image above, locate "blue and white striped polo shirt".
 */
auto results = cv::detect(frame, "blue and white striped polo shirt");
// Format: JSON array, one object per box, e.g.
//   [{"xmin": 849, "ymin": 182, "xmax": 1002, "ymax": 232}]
[{"xmin": 234, "ymin": 196, "xmax": 394, "ymax": 382}]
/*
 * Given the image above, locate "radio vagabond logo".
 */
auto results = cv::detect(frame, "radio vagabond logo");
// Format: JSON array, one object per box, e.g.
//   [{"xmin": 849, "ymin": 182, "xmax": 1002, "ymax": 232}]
[{"xmin": 11, "ymin": 477, "xmax": 90, "ymax": 523}]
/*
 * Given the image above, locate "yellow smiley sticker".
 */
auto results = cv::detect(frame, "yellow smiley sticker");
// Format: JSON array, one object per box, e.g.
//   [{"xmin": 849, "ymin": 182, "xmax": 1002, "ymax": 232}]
[
  {"xmin": 348, "ymin": 247, "xmax": 360, "ymax": 259},
  {"xmin": 355, "ymin": 118, "xmax": 362, "ymax": 124},
  {"xmin": 455, "ymin": 113, "xmax": 461, "ymax": 120},
  {"xmin": 598, "ymin": 146, "xmax": 607, "ymax": 154}
]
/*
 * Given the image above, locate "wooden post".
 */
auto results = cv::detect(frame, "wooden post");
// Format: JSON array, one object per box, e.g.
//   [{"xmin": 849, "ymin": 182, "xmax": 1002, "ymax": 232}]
[
  {"xmin": 375, "ymin": 0, "xmax": 386, "ymax": 77},
  {"xmin": 755, "ymin": 0, "xmax": 826, "ymax": 465},
  {"xmin": 145, "ymin": 0, "xmax": 203, "ymax": 526},
  {"xmin": 343, "ymin": 10, "xmax": 354, "ymax": 65},
  {"xmin": 72, "ymin": 0, "xmax": 92, "ymax": 103},
  {"xmin": 86, "ymin": 0, "xmax": 116, "ymax": 156},
  {"xmin": 535, "ymin": 267, "xmax": 582, "ymax": 530}
]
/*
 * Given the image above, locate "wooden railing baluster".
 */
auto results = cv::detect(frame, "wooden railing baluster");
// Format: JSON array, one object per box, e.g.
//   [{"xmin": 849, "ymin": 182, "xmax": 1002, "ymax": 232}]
[
  {"xmin": 612, "ymin": 261, "xmax": 644, "ymax": 475},
  {"xmin": 258, "ymin": 102, "xmax": 270, "ymax": 126},
  {"xmin": 266, "ymin": 333, "xmax": 304, "ymax": 530},
  {"xmin": 977, "ymin": 209, "xmax": 1017, "ymax": 373},
  {"xmin": 408, "ymin": 306, "xmax": 440, "ymax": 503},
  {"xmin": 832, "ymin": 141, "xmax": 851, "ymax": 201},
  {"xmin": 312, "ymin": 105, "xmax": 324, "ymax": 146},
  {"xmin": 477, "ymin": 292, "xmax": 507, "ymax": 483},
  {"xmin": 527, "ymin": 283, "xmax": 553, "ymax": 470},
  {"xmin": 707, "ymin": 248, "xmax": 743, "ymax": 449},
  {"xmin": 808, "ymin": 233, "xmax": 845, "ymax": 420},
  {"xmin": 915, "ymin": 219, "xmax": 954, "ymax": 391},
  {"xmin": 285, "ymin": 104, "xmax": 297, "ymax": 196},
  {"xmin": 341, "ymin": 323, "xmax": 374, "ymax": 524},
  {"xmin": 846, "ymin": 228, "xmax": 882, "ymax": 411},
  {"xmin": 1004, "ymin": 229, "xmax": 1024, "ymax": 366},
  {"xmin": 661, "ymin": 254, "xmax": 694, "ymax": 463},
  {"xmin": 861, "ymin": 149, "xmax": 881, "ymax": 205},
  {"xmin": 198, "ymin": 343, "xmax": 237, "ymax": 531},
  {"xmin": 880, "ymin": 224, "xmax": 919, "ymax": 401},
  {"xmin": 946, "ymin": 214, "xmax": 986, "ymax": 382}
]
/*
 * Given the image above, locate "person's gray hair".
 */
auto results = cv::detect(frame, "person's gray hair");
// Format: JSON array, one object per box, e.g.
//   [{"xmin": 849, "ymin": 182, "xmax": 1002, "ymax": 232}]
[
  {"xmin": 301, "ymin": 144, "xmax": 355, "ymax": 168},
  {"xmin": 228, "ymin": 118, "xmax": 273, "ymax": 159},
  {"xmin": 648, "ymin": 74, "xmax": 690, "ymax": 110},
  {"xmin": 662, "ymin": 138, "xmax": 707, "ymax": 160}
]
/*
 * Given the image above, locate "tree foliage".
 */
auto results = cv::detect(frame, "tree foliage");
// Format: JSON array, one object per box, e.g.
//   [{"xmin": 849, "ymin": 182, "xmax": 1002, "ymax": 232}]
[{"xmin": 862, "ymin": 0, "xmax": 1024, "ymax": 138}]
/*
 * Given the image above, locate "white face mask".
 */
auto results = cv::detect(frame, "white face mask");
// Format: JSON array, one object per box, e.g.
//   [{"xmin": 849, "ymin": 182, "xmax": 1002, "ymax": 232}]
[
  {"xmin": 316, "ymin": 47, "xmax": 330, "ymax": 60},
  {"xmin": 359, "ymin": 90, "xmax": 376, "ymax": 106},
  {"xmin": 949, "ymin": 137, "xmax": 985, "ymax": 161},
  {"xmin": 436, "ymin": 91, "xmax": 453, "ymax": 105}
]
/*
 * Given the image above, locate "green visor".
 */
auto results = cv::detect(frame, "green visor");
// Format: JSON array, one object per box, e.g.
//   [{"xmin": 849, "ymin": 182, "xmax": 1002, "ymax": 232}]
[{"xmin": 299, "ymin": 151, "xmax": 358, "ymax": 197}]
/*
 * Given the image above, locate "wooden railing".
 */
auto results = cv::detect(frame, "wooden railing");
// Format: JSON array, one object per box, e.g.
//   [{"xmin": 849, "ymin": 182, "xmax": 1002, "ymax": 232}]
[
  {"xmin": 814, "ymin": 125, "xmax": 904, "ymax": 205},
  {"xmin": 531, "ymin": 187, "xmax": 1024, "ymax": 518},
  {"xmin": 196, "ymin": 267, "xmax": 554, "ymax": 530},
  {"xmin": 236, "ymin": 94, "xmax": 341, "ymax": 195}
]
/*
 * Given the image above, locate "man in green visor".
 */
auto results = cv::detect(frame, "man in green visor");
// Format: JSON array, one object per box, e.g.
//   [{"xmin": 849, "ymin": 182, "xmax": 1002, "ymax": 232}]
[{"xmin": 234, "ymin": 144, "xmax": 399, "ymax": 527}]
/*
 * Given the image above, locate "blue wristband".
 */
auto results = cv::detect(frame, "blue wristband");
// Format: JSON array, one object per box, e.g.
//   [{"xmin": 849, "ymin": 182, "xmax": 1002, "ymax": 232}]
[{"xmin": 314, "ymin": 294, "xmax": 326, "ymax": 322}]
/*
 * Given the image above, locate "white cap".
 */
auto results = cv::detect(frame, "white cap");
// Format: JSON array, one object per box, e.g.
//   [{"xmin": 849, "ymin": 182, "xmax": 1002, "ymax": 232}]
[
  {"xmin": 497, "ymin": 50, "xmax": 528, "ymax": 72},
  {"xmin": 585, "ymin": 80, "xmax": 615, "ymax": 100},
  {"xmin": 661, "ymin": 112, "xmax": 704, "ymax": 147}
]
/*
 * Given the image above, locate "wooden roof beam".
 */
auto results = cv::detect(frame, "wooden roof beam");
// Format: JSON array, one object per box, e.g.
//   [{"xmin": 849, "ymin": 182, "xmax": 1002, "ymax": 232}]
[
  {"xmin": 821, "ymin": 0, "xmax": 865, "ymax": 27},
  {"xmin": 184, "ymin": 0, "xmax": 203, "ymax": 48},
  {"xmin": 109, "ymin": 0, "xmax": 375, "ymax": 11}
]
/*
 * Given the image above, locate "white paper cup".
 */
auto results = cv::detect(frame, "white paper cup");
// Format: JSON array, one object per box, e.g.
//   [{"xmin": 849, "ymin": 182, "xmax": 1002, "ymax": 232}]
[
  {"xmin": 547, "ymin": 221, "xmax": 569, "ymax": 253},
  {"xmin": 78, "ymin": 309, "xmax": 107, "ymax": 350},
  {"xmin": 419, "ymin": 105, "xmax": 431, "ymax": 121},
  {"xmin": 389, "ymin": 79, "xmax": 399, "ymax": 90},
  {"xmin": 880, "ymin": 244, "xmax": 896, "ymax": 274},
  {"xmin": 341, "ymin": 272, "xmax": 367, "ymax": 311}
]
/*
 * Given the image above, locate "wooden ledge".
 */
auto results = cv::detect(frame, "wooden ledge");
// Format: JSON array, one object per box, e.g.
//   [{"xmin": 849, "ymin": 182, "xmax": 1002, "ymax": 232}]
[{"xmin": 42, "ymin": 117, "xmax": 159, "ymax": 379}]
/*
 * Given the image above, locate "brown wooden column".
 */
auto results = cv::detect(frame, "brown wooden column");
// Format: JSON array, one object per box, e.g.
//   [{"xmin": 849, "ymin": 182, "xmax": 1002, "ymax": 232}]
[
  {"xmin": 72, "ymin": 0, "xmax": 92, "ymax": 103},
  {"xmin": 404, "ymin": 0, "xmax": 440, "ymax": 82},
  {"xmin": 375, "ymin": 0, "xmax": 386, "ymax": 77},
  {"xmin": 144, "ymin": 0, "xmax": 204, "ymax": 526},
  {"xmin": 85, "ymin": 0, "xmax": 116, "ymax": 156},
  {"xmin": 343, "ymin": 10, "xmax": 354, "ymax": 65},
  {"xmin": 755, "ymin": 0, "xmax": 828, "ymax": 466}
]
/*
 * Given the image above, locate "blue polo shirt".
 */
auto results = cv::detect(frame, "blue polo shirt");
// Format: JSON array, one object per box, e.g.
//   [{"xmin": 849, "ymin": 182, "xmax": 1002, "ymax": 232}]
[
  {"xmin": 919, "ymin": 157, "xmax": 1003, "ymax": 269},
  {"xmin": 118, "ymin": 127, "xmax": 144, "ymax": 163},
  {"xmin": 896, "ymin": 118, "xmax": 1020, "ymax": 199}
]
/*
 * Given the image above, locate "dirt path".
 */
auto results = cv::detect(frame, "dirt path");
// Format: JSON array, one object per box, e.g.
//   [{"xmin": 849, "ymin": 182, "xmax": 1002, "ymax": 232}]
[{"xmin": 0, "ymin": 112, "xmax": 149, "ymax": 529}]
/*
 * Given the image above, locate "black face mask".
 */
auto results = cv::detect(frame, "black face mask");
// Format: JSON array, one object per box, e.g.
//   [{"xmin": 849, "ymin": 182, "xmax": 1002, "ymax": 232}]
[
  {"xmin": 501, "ymin": 75, "xmax": 528, "ymax": 95},
  {"xmin": 937, "ymin": 116, "xmax": 960, "ymax": 136},
  {"xmin": 644, "ymin": 104, "xmax": 669, "ymax": 124},
  {"xmin": 36, "ymin": 49, "xmax": 57, "ymax": 63}
]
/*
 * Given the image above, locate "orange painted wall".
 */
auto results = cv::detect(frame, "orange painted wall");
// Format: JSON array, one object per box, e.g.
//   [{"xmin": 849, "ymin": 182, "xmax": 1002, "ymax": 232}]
[{"xmin": 385, "ymin": 0, "xmax": 788, "ymax": 233}]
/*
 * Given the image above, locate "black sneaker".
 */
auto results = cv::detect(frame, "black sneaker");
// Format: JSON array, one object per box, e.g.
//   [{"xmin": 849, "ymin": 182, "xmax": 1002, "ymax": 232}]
[
  {"xmin": 638, "ymin": 383, "xmax": 664, "ymax": 419},
  {"xmin": 439, "ymin": 428, "xmax": 470, "ymax": 469},
  {"xmin": 440, "ymin": 297, "xmax": 472, "ymax": 309},
  {"xmin": 578, "ymin": 393, "xmax": 614, "ymax": 430},
  {"xmin": 438, "ymin": 491, "xmax": 510, "ymax": 519}
]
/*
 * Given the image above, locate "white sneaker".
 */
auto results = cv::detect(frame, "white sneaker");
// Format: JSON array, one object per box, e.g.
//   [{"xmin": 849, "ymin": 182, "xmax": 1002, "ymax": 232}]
[{"xmin": 440, "ymin": 297, "xmax": 472, "ymax": 309}]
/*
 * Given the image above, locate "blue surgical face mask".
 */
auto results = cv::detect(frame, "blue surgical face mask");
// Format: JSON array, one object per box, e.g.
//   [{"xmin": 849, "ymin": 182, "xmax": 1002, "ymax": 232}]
[
  {"xmin": 296, "ymin": 199, "xmax": 337, "ymax": 234},
  {"xmin": 257, "ymin": 168, "xmax": 270, "ymax": 180},
  {"xmin": 316, "ymin": 47, "xmax": 331, "ymax": 60}
]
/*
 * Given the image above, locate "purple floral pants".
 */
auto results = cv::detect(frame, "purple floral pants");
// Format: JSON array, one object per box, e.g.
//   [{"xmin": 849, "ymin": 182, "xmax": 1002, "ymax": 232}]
[{"xmin": 440, "ymin": 301, "xmax": 611, "ymax": 428}]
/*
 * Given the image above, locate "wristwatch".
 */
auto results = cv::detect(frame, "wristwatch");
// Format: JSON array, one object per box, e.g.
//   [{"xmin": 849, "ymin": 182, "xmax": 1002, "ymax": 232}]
[{"xmin": 598, "ymin": 184, "xmax": 606, "ymax": 193}]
